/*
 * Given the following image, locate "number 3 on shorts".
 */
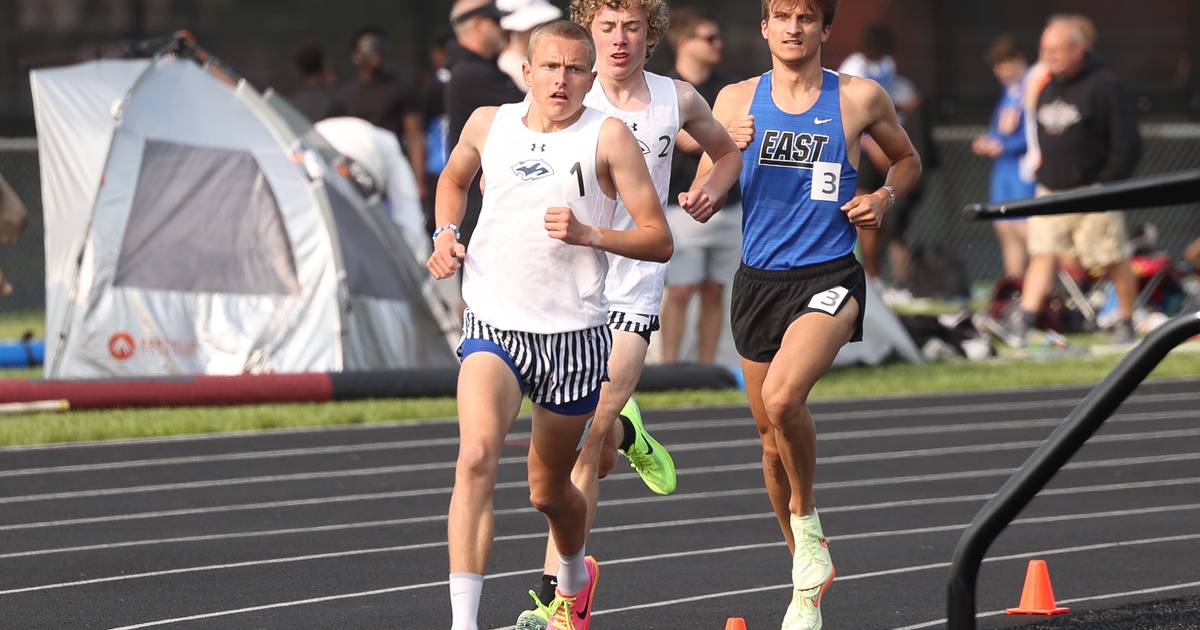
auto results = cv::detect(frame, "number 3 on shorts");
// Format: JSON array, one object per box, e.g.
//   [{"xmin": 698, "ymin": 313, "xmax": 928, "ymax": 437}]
[
  {"xmin": 811, "ymin": 161, "xmax": 840, "ymax": 202},
  {"xmin": 808, "ymin": 286, "xmax": 850, "ymax": 315}
]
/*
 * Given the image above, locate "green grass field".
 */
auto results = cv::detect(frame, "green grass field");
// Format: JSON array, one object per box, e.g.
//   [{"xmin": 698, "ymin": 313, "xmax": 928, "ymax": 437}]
[{"xmin": 0, "ymin": 309, "xmax": 43, "ymax": 340}]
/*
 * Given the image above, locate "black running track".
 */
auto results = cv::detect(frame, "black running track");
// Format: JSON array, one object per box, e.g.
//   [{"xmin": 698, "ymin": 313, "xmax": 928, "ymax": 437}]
[{"xmin": 2, "ymin": 379, "xmax": 1199, "ymax": 630}]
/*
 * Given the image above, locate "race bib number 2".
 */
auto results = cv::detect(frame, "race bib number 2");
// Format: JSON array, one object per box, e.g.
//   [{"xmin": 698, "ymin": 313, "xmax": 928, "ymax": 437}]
[
  {"xmin": 808, "ymin": 286, "xmax": 850, "ymax": 315},
  {"xmin": 811, "ymin": 161, "xmax": 841, "ymax": 202}
]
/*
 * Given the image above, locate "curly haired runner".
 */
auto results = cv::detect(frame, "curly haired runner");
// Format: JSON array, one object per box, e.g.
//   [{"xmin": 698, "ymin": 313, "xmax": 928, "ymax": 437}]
[
  {"xmin": 512, "ymin": 1, "xmax": 743, "ymax": 629},
  {"xmin": 695, "ymin": 0, "xmax": 921, "ymax": 627}
]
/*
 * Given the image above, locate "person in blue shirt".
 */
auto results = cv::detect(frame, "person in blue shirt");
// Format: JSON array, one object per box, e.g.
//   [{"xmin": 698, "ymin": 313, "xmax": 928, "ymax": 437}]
[
  {"xmin": 972, "ymin": 34, "xmax": 1036, "ymax": 282},
  {"xmin": 694, "ymin": 1, "xmax": 921, "ymax": 627}
]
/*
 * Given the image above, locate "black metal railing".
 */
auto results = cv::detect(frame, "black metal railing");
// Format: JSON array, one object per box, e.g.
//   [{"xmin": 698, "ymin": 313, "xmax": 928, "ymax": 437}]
[{"xmin": 946, "ymin": 309, "xmax": 1200, "ymax": 629}]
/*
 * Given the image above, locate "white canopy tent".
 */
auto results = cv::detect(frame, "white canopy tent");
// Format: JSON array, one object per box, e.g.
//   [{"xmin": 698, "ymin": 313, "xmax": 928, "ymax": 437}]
[{"xmin": 31, "ymin": 48, "xmax": 456, "ymax": 378}]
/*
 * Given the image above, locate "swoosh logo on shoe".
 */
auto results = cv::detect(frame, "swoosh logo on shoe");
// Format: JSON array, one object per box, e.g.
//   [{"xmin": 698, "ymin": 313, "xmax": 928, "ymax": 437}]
[{"xmin": 574, "ymin": 591, "xmax": 591, "ymax": 620}]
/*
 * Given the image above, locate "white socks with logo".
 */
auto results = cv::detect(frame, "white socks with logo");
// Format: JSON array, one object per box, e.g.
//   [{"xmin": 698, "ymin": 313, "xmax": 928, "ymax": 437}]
[{"xmin": 449, "ymin": 572, "xmax": 483, "ymax": 630}]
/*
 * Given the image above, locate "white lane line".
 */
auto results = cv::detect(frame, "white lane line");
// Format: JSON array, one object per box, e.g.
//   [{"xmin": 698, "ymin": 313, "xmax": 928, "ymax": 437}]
[
  {"xmin": 578, "ymin": 532, "xmax": 1200, "ymax": 626},
  {"xmin": 1, "ymin": 451, "xmax": 1190, "ymax": 532},
  {"xmin": 0, "ymin": 438, "xmax": 466, "ymax": 478},
  {"xmin": 0, "ymin": 464, "xmax": 1025, "ymax": 531},
  {"xmin": 4, "ymin": 391, "xmax": 1197, "ymax": 472},
  {"xmin": 3, "ymin": 385, "xmax": 1191, "ymax": 455},
  {"xmin": 7, "ymin": 421, "xmax": 1199, "ymax": 505},
  {"xmin": 893, "ymin": 580, "xmax": 1200, "ymax": 629},
  {"xmin": 0, "ymin": 416, "xmax": 460, "ymax": 453},
  {"xmin": 5, "ymin": 467, "xmax": 1199, "ymax": 562},
  {"xmin": 101, "ymin": 530, "xmax": 1200, "ymax": 629},
  {"xmin": 8, "ymin": 445, "xmax": 1200, "ymax": 529},
  {"xmin": 6, "ymin": 499, "xmax": 1200, "ymax": 598},
  {"xmin": 585, "ymin": 394, "xmax": 1200, "ymax": 435}
]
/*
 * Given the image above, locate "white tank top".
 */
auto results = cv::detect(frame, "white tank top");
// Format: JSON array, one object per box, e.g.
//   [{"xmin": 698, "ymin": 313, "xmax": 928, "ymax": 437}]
[
  {"xmin": 463, "ymin": 102, "xmax": 616, "ymax": 333},
  {"xmin": 583, "ymin": 71, "xmax": 681, "ymax": 315}
]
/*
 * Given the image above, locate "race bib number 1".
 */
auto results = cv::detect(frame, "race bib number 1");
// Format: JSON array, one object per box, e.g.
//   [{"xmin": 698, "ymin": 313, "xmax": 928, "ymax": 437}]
[
  {"xmin": 808, "ymin": 286, "xmax": 850, "ymax": 315},
  {"xmin": 811, "ymin": 161, "xmax": 841, "ymax": 202}
]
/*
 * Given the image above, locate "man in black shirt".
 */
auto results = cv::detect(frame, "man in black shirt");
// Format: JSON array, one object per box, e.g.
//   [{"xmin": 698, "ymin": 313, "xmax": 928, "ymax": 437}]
[
  {"xmin": 338, "ymin": 27, "xmax": 427, "ymax": 199},
  {"xmin": 660, "ymin": 7, "xmax": 740, "ymax": 365},
  {"xmin": 289, "ymin": 43, "xmax": 340, "ymax": 123},
  {"xmin": 445, "ymin": 0, "xmax": 522, "ymax": 149},
  {"xmin": 444, "ymin": 0, "xmax": 523, "ymax": 245},
  {"xmin": 1012, "ymin": 15, "xmax": 1141, "ymax": 345}
]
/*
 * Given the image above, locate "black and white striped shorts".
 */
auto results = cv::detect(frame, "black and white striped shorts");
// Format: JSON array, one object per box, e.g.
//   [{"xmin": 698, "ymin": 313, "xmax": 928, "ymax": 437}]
[
  {"xmin": 607, "ymin": 310, "xmax": 661, "ymax": 343},
  {"xmin": 459, "ymin": 310, "xmax": 612, "ymax": 409}
]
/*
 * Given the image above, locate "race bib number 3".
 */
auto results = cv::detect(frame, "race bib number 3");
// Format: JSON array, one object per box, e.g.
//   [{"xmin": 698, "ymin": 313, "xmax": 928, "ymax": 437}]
[
  {"xmin": 808, "ymin": 286, "xmax": 850, "ymax": 315},
  {"xmin": 811, "ymin": 161, "xmax": 841, "ymax": 202}
]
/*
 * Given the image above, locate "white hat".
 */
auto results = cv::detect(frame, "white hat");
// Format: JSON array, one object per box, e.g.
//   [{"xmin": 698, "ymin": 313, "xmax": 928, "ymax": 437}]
[{"xmin": 497, "ymin": 0, "xmax": 562, "ymax": 32}]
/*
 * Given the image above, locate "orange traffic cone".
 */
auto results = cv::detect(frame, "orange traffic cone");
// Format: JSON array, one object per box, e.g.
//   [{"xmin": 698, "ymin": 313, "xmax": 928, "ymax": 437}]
[
  {"xmin": 1006, "ymin": 559, "xmax": 1070, "ymax": 615},
  {"xmin": 724, "ymin": 617, "xmax": 747, "ymax": 630}
]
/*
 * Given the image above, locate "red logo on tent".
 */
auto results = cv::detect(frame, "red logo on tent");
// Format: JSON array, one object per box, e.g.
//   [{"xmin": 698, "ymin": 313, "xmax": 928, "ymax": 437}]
[{"xmin": 108, "ymin": 333, "xmax": 136, "ymax": 360}]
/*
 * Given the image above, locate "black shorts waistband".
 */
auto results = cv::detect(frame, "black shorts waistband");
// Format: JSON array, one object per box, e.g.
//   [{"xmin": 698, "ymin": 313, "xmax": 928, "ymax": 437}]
[{"xmin": 736, "ymin": 253, "xmax": 859, "ymax": 282}]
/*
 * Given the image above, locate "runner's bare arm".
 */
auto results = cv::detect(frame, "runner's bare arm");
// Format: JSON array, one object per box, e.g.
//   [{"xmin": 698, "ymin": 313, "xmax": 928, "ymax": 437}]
[
  {"xmin": 692, "ymin": 80, "xmax": 755, "ymax": 207},
  {"xmin": 428, "ymin": 107, "xmax": 496, "ymax": 279},
  {"xmin": 676, "ymin": 115, "xmax": 755, "ymax": 154},
  {"xmin": 840, "ymin": 79, "xmax": 921, "ymax": 230},
  {"xmin": 676, "ymin": 80, "xmax": 742, "ymax": 222},
  {"xmin": 546, "ymin": 118, "xmax": 672, "ymax": 263}
]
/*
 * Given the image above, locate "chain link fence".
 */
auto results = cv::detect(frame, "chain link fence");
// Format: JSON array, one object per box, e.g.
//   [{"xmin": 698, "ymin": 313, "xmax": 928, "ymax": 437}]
[
  {"xmin": 919, "ymin": 124, "xmax": 1200, "ymax": 285},
  {"xmin": 1, "ymin": 126, "xmax": 1198, "ymax": 313}
]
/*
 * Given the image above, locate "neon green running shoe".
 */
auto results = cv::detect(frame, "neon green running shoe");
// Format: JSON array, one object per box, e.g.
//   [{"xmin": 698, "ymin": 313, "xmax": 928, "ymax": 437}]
[
  {"xmin": 617, "ymin": 397, "xmax": 676, "ymax": 495},
  {"xmin": 515, "ymin": 589, "xmax": 551, "ymax": 630}
]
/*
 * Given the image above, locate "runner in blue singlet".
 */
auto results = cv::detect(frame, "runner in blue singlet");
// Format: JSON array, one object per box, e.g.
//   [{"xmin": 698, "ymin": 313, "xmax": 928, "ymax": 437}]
[{"xmin": 692, "ymin": 1, "xmax": 923, "ymax": 627}]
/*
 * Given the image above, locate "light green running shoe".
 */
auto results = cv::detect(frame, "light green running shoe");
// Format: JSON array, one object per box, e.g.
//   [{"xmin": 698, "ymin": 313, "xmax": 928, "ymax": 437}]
[
  {"xmin": 617, "ymin": 397, "xmax": 677, "ymax": 495},
  {"xmin": 514, "ymin": 589, "xmax": 551, "ymax": 630},
  {"xmin": 782, "ymin": 510, "xmax": 836, "ymax": 630}
]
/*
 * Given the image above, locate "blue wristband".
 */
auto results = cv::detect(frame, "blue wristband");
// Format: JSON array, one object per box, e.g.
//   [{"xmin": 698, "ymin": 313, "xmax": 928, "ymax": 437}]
[{"xmin": 432, "ymin": 223, "xmax": 461, "ymax": 242}]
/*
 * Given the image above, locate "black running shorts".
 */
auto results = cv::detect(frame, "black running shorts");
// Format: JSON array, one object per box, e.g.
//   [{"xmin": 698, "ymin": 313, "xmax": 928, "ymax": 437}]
[{"xmin": 730, "ymin": 254, "xmax": 867, "ymax": 362}]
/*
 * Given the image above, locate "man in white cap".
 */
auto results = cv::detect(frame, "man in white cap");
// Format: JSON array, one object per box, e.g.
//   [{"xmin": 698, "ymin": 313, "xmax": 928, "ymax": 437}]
[{"xmin": 496, "ymin": 0, "xmax": 564, "ymax": 91}]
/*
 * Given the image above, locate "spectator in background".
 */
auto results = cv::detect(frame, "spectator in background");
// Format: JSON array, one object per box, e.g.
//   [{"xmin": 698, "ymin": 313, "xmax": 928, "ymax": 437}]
[
  {"xmin": 660, "ymin": 7, "xmax": 740, "ymax": 365},
  {"xmin": 1020, "ymin": 15, "xmax": 1097, "ymax": 197},
  {"xmin": 496, "ymin": 0, "xmax": 563, "ymax": 92},
  {"xmin": 338, "ymin": 27, "xmax": 427, "ymax": 199},
  {"xmin": 417, "ymin": 32, "xmax": 454, "ymax": 236},
  {"xmin": 838, "ymin": 24, "xmax": 898, "ymax": 284},
  {"xmin": 1010, "ymin": 15, "xmax": 1141, "ymax": 345},
  {"xmin": 444, "ymin": 0, "xmax": 523, "ymax": 245},
  {"xmin": 1186, "ymin": 235, "xmax": 1200, "ymax": 273},
  {"xmin": 973, "ymin": 35, "xmax": 1036, "ymax": 283},
  {"xmin": 289, "ymin": 43, "xmax": 340, "ymax": 123},
  {"xmin": 878, "ymin": 74, "xmax": 937, "ymax": 296},
  {"xmin": 0, "ymin": 173, "xmax": 29, "ymax": 298}
]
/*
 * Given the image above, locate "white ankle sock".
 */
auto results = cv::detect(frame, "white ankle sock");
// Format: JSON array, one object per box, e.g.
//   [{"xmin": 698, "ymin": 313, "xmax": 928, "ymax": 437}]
[
  {"xmin": 557, "ymin": 546, "xmax": 588, "ymax": 596},
  {"xmin": 449, "ymin": 572, "xmax": 483, "ymax": 630}
]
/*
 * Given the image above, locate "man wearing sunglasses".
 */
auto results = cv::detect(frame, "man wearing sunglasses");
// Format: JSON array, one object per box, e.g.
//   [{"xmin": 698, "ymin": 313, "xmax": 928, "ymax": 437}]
[{"xmin": 661, "ymin": 7, "xmax": 743, "ymax": 366}]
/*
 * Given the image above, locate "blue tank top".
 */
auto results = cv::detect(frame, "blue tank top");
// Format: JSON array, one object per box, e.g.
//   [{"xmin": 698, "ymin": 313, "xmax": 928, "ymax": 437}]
[{"xmin": 740, "ymin": 69, "xmax": 858, "ymax": 270}]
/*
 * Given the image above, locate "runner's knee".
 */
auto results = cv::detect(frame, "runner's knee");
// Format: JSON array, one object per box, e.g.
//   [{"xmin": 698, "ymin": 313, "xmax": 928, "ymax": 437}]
[
  {"xmin": 528, "ymin": 477, "xmax": 571, "ymax": 514},
  {"xmin": 762, "ymin": 386, "xmax": 809, "ymax": 429},
  {"xmin": 456, "ymin": 442, "xmax": 499, "ymax": 484}
]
